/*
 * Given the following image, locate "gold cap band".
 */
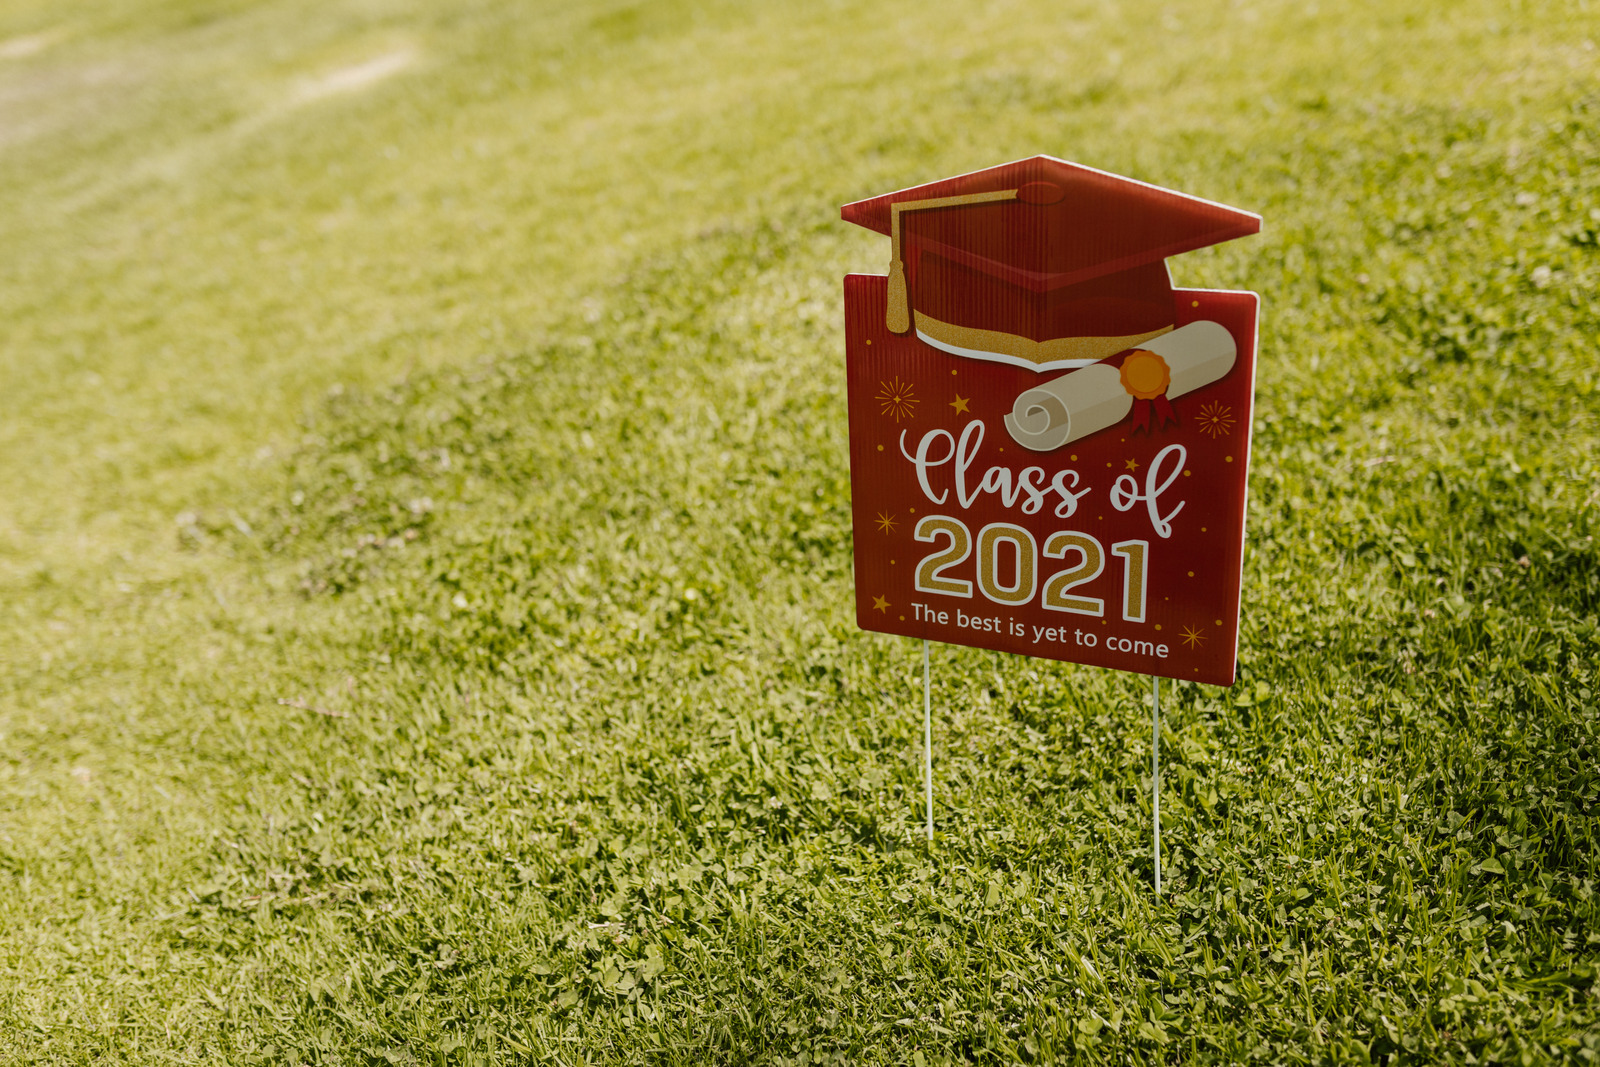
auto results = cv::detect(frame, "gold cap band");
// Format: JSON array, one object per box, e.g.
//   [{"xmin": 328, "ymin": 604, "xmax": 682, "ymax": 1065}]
[{"xmin": 915, "ymin": 314, "xmax": 1174, "ymax": 370}]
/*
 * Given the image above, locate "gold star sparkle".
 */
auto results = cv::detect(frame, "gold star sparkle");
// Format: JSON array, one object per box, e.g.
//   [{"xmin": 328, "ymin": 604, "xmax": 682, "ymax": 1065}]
[
  {"xmin": 876, "ymin": 376, "xmax": 919, "ymax": 422},
  {"xmin": 1197, "ymin": 401, "xmax": 1235, "ymax": 439},
  {"xmin": 872, "ymin": 595, "xmax": 890, "ymax": 613},
  {"xmin": 1124, "ymin": 457, "xmax": 1141, "ymax": 472},
  {"xmin": 1180, "ymin": 625, "xmax": 1206, "ymax": 649},
  {"xmin": 950, "ymin": 394, "xmax": 970, "ymax": 414},
  {"xmin": 875, "ymin": 512, "xmax": 898, "ymax": 534}
]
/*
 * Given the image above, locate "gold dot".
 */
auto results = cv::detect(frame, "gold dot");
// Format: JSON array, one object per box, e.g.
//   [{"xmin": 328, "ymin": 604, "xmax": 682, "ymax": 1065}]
[
  {"xmin": 1214, "ymin": 619, "xmax": 1223, "ymax": 626},
  {"xmin": 1102, "ymin": 619, "xmax": 1109, "ymax": 625},
  {"xmin": 1070, "ymin": 454, "xmax": 1077, "ymax": 461},
  {"xmin": 1154, "ymin": 624, "xmax": 1162, "ymax": 631},
  {"xmin": 1225, "ymin": 456, "xmax": 1233, "ymax": 463},
  {"xmin": 866, "ymin": 339, "xmax": 872, "ymax": 345},
  {"xmin": 1192, "ymin": 300, "xmax": 1200, "ymax": 308},
  {"xmin": 1201, "ymin": 527, "xmax": 1207, "ymax": 532},
  {"xmin": 1097, "ymin": 516, "xmax": 1103, "ymax": 521},
  {"xmin": 1187, "ymin": 571, "xmax": 1195, "ymax": 577},
  {"xmin": 951, "ymin": 369, "xmax": 958, "ymax": 375},
  {"xmin": 877, "ymin": 444, "xmax": 884, "ymax": 451},
  {"xmin": 908, "ymin": 507, "xmax": 915, "ymax": 513},
  {"xmin": 999, "ymin": 447, "xmax": 1004, "ymax": 452},
  {"xmin": 1183, "ymin": 470, "xmax": 1192, "ymax": 477},
  {"xmin": 899, "ymin": 615, "xmax": 905, "ymax": 621},
  {"xmin": 1107, "ymin": 462, "xmax": 1113, "ymax": 467},
  {"xmin": 890, "ymin": 560, "xmax": 896, "ymax": 565}
]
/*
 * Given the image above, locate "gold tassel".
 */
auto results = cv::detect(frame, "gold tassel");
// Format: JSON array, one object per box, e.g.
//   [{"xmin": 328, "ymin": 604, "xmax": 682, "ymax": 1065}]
[
  {"xmin": 882, "ymin": 188, "xmax": 1019, "ymax": 336},
  {"xmin": 886, "ymin": 256, "xmax": 910, "ymax": 334}
]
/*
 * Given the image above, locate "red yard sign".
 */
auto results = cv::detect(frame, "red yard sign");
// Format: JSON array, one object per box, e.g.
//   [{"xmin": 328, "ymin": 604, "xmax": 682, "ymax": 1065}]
[{"xmin": 841, "ymin": 157, "xmax": 1261, "ymax": 686}]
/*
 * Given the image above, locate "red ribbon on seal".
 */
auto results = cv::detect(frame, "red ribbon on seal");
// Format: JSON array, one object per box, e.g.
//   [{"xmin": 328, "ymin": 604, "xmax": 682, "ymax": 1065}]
[{"xmin": 1118, "ymin": 349, "xmax": 1179, "ymax": 435}]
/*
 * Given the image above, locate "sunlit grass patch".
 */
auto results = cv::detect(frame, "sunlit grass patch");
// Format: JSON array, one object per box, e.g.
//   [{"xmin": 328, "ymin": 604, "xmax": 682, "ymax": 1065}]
[{"xmin": 1, "ymin": 0, "xmax": 1598, "ymax": 1062}]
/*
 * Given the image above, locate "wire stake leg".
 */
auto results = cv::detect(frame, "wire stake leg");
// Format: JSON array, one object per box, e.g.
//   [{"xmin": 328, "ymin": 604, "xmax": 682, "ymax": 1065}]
[
  {"xmin": 923, "ymin": 640, "xmax": 933, "ymax": 843},
  {"xmin": 1152, "ymin": 674, "xmax": 1162, "ymax": 896}
]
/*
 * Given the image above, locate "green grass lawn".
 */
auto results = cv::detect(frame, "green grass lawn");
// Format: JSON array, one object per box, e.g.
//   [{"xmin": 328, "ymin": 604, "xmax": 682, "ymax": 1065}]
[{"xmin": 2, "ymin": 0, "xmax": 1599, "ymax": 1062}]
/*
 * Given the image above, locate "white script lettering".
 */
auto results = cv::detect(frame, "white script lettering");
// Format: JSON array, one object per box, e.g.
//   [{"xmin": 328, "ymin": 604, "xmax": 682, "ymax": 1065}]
[{"xmin": 901, "ymin": 420, "xmax": 1091, "ymax": 518}]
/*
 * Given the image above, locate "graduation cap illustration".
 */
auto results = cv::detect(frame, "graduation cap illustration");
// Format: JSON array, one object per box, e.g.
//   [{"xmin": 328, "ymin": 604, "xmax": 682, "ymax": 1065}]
[{"xmin": 841, "ymin": 155, "xmax": 1260, "ymax": 373}]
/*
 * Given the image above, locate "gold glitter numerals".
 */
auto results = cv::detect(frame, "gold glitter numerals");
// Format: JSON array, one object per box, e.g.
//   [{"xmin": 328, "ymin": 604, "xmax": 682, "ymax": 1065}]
[
  {"xmin": 914, "ymin": 520, "xmax": 1157, "ymax": 623},
  {"xmin": 1111, "ymin": 540, "xmax": 1149, "ymax": 623},
  {"xmin": 975, "ymin": 523, "xmax": 1037, "ymax": 605},
  {"xmin": 914, "ymin": 516, "xmax": 973, "ymax": 598},
  {"xmin": 1041, "ymin": 532, "xmax": 1106, "ymax": 616}
]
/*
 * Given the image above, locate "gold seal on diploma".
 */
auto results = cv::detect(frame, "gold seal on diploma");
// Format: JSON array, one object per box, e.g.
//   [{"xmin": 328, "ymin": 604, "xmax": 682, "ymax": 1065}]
[{"xmin": 1119, "ymin": 351, "xmax": 1172, "ymax": 400}]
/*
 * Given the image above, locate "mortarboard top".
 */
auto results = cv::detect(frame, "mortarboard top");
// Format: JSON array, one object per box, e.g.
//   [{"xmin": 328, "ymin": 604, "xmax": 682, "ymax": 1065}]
[{"xmin": 841, "ymin": 156, "xmax": 1261, "ymax": 370}]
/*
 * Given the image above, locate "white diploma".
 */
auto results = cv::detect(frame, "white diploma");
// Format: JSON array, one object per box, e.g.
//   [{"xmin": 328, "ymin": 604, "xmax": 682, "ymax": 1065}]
[{"xmin": 1004, "ymin": 320, "xmax": 1237, "ymax": 452}]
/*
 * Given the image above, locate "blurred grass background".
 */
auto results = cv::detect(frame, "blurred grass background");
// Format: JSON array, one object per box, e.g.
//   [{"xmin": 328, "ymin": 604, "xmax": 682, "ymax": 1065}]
[{"xmin": 2, "ymin": 0, "xmax": 1598, "ymax": 1062}]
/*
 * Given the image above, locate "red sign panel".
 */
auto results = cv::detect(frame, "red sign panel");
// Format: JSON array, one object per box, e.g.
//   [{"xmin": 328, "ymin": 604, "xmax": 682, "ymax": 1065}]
[{"xmin": 840, "ymin": 158, "xmax": 1261, "ymax": 686}]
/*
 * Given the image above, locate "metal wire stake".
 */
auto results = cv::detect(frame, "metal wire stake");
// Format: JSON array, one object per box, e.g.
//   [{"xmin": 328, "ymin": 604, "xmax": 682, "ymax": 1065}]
[
  {"xmin": 1152, "ymin": 674, "xmax": 1162, "ymax": 896},
  {"xmin": 923, "ymin": 639, "xmax": 933, "ymax": 843}
]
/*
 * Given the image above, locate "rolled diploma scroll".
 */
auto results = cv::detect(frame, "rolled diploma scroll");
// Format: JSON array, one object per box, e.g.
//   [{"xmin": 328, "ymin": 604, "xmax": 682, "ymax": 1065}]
[{"xmin": 1004, "ymin": 320, "xmax": 1237, "ymax": 452}]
